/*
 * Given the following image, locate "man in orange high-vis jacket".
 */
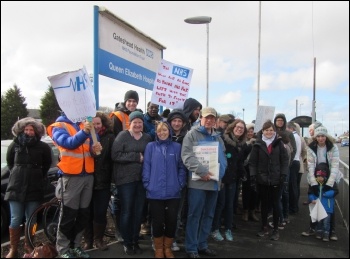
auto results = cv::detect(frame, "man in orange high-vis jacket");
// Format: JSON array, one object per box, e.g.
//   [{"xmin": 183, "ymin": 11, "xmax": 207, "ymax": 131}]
[
  {"xmin": 47, "ymin": 113, "xmax": 102, "ymax": 258},
  {"xmin": 109, "ymin": 90, "xmax": 142, "ymax": 137}
]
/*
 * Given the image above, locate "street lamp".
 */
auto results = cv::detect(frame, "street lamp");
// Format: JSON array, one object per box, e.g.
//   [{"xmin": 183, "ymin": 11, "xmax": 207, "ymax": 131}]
[
  {"xmin": 299, "ymin": 103, "xmax": 303, "ymax": 116},
  {"xmin": 184, "ymin": 16, "xmax": 212, "ymax": 107},
  {"xmin": 242, "ymin": 108, "xmax": 245, "ymax": 121}
]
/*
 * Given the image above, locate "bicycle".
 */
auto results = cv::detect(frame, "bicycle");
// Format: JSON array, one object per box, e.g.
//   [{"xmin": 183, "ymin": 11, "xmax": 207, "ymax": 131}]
[
  {"xmin": 26, "ymin": 182, "xmax": 122, "ymax": 249},
  {"xmin": 25, "ymin": 196, "xmax": 61, "ymax": 249}
]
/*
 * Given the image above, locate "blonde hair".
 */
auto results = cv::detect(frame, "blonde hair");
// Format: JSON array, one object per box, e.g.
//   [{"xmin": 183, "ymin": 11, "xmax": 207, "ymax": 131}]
[{"xmin": 156, "ymin": 121, "xmax": 170, "ymax": 133}]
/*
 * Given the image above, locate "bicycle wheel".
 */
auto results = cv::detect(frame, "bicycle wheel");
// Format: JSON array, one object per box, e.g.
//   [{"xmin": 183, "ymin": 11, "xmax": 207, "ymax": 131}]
[
  {"xmin": 25, "ymin": 198, "xmax": 59, "ymax": 249},
  {"xmin": 42, "ymin": 197, "xmax": 60, "ymax": 244}
]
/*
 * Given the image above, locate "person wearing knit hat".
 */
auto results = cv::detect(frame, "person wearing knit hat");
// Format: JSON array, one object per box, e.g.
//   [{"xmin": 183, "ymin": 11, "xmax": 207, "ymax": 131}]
[
  {"xmin": 308, "ymin": 162, "xmax": 338, "ymax": 241},
  {"xmin": 314, "ymin": 126, "xmax": 328, "ymax": 137},
  {"xmin": 109, "ymin": 90, "xmax": 142, "ymax": 137},
  {"xmin": 129, "ymin": 111, "xmax": 144, "ymax": 123},
  {"xmin": 111, "ymin": 107, "xmax": 152, "ymax": 255},
  {"xmin": 303, "ymin": 124, "xmax": 340, "ymax": 240},
  {"xmin": 5, "ymin": 117, "xmax": 53, "ymax": 258}
]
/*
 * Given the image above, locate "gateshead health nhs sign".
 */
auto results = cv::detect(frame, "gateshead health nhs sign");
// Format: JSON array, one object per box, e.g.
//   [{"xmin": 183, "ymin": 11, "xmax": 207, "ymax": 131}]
[{"xmin": 95, "ymin": 6, "xmax": 165, "ymax": 92}]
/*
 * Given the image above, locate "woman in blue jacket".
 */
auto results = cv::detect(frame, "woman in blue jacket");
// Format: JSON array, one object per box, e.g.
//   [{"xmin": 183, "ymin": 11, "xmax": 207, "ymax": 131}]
[{"xmin": 142, "ymin": 122, "xmax": 186, "ymax": 258}]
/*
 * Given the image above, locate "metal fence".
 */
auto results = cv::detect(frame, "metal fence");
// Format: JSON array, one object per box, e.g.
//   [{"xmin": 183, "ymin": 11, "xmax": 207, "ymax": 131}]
[{"xmin": 337, "ymin": 159, "xmax": 349, "ymax": 233}]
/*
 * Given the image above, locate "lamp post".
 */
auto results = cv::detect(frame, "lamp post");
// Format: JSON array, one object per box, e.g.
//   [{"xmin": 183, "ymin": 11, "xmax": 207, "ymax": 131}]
[
  {"xmin": 242, "ymin": 108, "xmax": 245, "ymax": 121},
  {"xmin": 185, "ymin": 16, "xmax": 212, "ymax": 107},
  {"xmin": 299, "ymin": 103, "xmax": 303, "ymax": 116}
]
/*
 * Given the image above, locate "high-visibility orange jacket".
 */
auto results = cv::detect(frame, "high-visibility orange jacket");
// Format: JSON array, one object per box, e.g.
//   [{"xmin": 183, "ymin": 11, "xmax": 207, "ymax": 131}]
[
  {"xmin": 109, "ymin": 111, "xmax": 130, "ymax": 130},
  {"xmin": 47, "ymin": 122, "xmax": 94, "ymax": 174}
]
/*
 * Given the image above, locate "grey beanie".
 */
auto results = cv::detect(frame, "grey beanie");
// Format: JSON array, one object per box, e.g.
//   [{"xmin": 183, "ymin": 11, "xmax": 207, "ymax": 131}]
[
  {"xmin": 314, "ymin": 126, "xmax": 328, "ymax": 137},
  {"xmin": 129, "ymin": 111, "xmax": 144, "ymax": 123},
  {"xmin": 314, "ymin": 121, "xmax": 322, "ymax": 129}
]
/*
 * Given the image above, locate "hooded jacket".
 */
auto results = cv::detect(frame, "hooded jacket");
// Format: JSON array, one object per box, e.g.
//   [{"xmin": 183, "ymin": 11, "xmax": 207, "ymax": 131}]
[
  {"xmin": 182, "ymin": 98, "xmax": 202, "ymax": 130},
  {"xmin": 274, "ymin": 113, "xmax": 297, "ymax": 160},
  {"xmin": 5, "ymin": 117, "xmax": 52, "ymax": 202},
  {"xmin": 142, "ymin": 123, "xmax": 187, "ymax": 199}
]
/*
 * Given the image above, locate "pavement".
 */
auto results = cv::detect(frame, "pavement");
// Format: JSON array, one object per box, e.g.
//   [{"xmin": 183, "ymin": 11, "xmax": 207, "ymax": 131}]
[{"xmin": 87, "ymin": 173, "xmax": 349, "ymax": 258}]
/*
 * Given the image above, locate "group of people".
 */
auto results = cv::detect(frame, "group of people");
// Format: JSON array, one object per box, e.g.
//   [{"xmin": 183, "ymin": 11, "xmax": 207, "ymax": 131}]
[{"xmin": 4, "ymin": 90, "xmax": 341, "ymax": 259}]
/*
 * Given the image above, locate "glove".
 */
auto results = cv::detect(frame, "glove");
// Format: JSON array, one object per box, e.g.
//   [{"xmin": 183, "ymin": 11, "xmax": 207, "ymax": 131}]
[{"xmin": 311, "ymin": 185, "xmax": 319, "ymax": 196}]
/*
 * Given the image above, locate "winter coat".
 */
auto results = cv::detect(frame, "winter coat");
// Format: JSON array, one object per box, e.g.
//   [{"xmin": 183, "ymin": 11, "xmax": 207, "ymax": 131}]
[
  {"xmin": 142, "ymin": 136, "xmax": 187, "ymax": 200},
  {"xmin": 143, "ymin": 113, "xmax": 162, "ymax": 140},
  {"xmin": 93, "ymin": 131, "xmax": 114, "ymax": 190},
  {"xmin": 249, "ymin": 132, "xmax": 289, "ymax": 186},
  {"xmin": 307, "ymin": 139, "xmax": 339, "ymax": 187},
  {"xmin": 308, "ymin": 184, "xmax": 338, "ymax": 214},
  {"xmin": 5, "ymin": 135, "xmax": 52, "ymax": 202},
  {"xmin": 222, "ymin": 132, "xmax": 246, "ymax": 184},
  {"xmin": 181, "ymin": 125, "xmax": 227, "ymax": 191}
]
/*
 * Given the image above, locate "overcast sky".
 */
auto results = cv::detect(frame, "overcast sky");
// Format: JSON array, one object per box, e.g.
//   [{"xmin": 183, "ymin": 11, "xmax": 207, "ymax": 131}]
[{"xmin": 1, "ymin": 1, "xmax": 349, "ymax": 136}]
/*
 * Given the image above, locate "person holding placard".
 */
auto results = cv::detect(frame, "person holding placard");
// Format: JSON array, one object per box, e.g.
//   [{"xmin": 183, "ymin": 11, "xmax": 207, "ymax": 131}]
[
  {"xmin": 307, "ymin": 163, "xmax": 338, "ymax": 241},
  {"xmin": 47, "ymin": 113, "xmax": 102, "ymax": 258},
  {"xmin": 181, "ymin": 107, "xmax": 227, "ymax": 258}
]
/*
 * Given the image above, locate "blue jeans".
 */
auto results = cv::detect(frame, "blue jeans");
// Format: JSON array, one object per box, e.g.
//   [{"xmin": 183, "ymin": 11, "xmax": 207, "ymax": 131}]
[
  {"xmin": 117, "ymin": 181, "xmax": 146, "ymax": 246},
  {"xmin": 317, "ymin": 213, "xmax": 331, "ymax": 236},
  {"xmin": 212, "ymin": 182, "xmax": 236, "ymax": 230},
  {"xmin": 9, "ymin": 200, "xmax": 40, "ymax": 228},
  {"xmin": 185, "ymin": 188, "xmax": 218, "ymax": 253}
]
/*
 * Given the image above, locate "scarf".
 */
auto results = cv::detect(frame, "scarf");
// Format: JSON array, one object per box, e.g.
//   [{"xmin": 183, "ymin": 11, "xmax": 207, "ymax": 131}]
[{"xmin": 262, "ymin": 132, "xmax": 276, "ymax": 148}]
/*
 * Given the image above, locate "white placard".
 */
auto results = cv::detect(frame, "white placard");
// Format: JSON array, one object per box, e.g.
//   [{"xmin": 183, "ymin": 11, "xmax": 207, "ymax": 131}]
[
  {"xmin": 191, "ymin": 145, "xmax": 219, "ymax": 181},
  {"xmin": 254, "ymin": 106, "xmax": 275, "ymax": 133},
  {"xmin": 48, "ymin": 66, "xmax": 96, "ymax": 123},
  {"xmin": 309, "ymin": 198, "xmax": 328, "ymax": 222},
  {"xmin": 151, "ymin": 59, "xmax": 193, "ymax": 109}
]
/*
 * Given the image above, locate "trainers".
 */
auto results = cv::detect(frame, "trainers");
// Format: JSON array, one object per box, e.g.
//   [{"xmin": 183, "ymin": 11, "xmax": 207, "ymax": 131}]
[
  {"xmin": 140, "ymin": 223, "xmax": 151, "ymax": 235},
  {"xmin": 301, "ymin": 228, "xmax": 315, "ymax": 236},
  {"xmin": 330, "ymin": 231, "xmax": 338, "ymax": 241},
  {"xmin": 211, "ymin": 229, "xmax": 224, "ymax": 241},
  {"xmin": 171, "ymin": 241, "xmax": 180, "ymax": 252},
  {"xmin": 224, "ymin": 229, "xmax": 233, "ymax": 241},
  {"xmin": 270, "ymin": 222, "xmax": 285, "ymax": 230},
  {"xmin": 323, "ymin": 236, "xmax": 330, "ymax": 242},
  {"xmin": 257, "ymin": 227, "xmax": 269, "ymax": 237},
  {"xmin": 72, "ymin": 247, "xmax": 90, "ymax": 258},
  {"xmin": 315, "ymin": 231, "xmax": 322, "ymax": 239},
  {"xmin": 270, "ymin": 229, "xmax": 279, "ymax": 241},
  {"xmin": 60, "ymin": 249, "xmax": 76, "ymax": 258},
  {"xmin": 123, "ymin": 245, "xmax": 135, "ymax": 255},
  {"xmin": 187, "ymin": 252, "xmax": 200, "ymax": 258}
]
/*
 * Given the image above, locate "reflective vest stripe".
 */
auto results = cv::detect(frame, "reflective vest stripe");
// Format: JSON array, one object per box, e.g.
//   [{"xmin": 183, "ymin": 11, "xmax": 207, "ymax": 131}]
[{"xmin": 47, "ymin": 122, "xmax": 94, "ymax": 174}]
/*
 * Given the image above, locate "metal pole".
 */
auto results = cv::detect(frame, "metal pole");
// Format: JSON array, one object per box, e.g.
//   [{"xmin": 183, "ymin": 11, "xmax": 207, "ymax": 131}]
[
  {"xmin": 206, "ymin": 23, "xmax": 209, "ymax": 107},
  {"xmin": 312, "ymin": 57, "xmax": 316, "ymax": 123},
  {"xmin": 257, "ymin": 1, "xmax": 261, "ymax": 113}
]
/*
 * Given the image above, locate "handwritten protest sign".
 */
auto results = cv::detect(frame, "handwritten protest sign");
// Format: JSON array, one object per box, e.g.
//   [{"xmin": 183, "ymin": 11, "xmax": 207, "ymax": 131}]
[
  {"xmin": 151, "ymin": 59, "xmax": 193, "ymax": 109},
  {"xmin": 254, "ymin": 106, "xmax": 275, "ymax": 133},
  {"xmin": 48, "ymin": 66, "xmax": 96, "ymax": 123}
]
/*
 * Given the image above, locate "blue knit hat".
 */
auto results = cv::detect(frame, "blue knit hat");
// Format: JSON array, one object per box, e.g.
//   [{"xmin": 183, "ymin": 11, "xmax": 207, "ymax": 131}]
[{"xmin": 129, "ymin": 111, "xmax": 144, "ymax": 123}]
